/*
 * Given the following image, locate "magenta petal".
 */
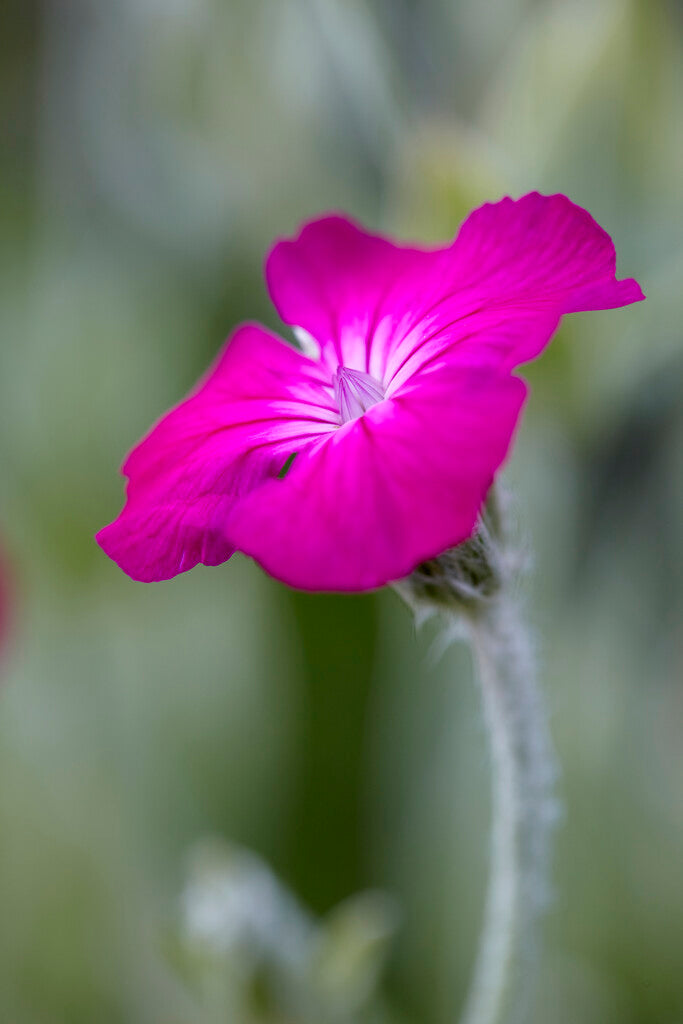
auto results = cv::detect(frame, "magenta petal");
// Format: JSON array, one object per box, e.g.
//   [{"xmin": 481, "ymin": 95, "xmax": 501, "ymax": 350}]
[
  {"xmin": 225, "ymin": 366, "xmax": 528, "ymax": 591},
  {"xmin": 97, "ymin": 324, "xmax": 337, "ymax": 582},
  {"xmin": 266, "ymin": 195, "xmax": 644, "ymax": 381},
  {"xmin": 97, "ymin": 498, "xmax": 238, "ymax": 582},
  {"xmin": 452, "ymin": 192, "xmax": 645, "ymax": 316},
  {"xmin": 266, "ymin": 214, "xmax": 439, "ymax": 374}
]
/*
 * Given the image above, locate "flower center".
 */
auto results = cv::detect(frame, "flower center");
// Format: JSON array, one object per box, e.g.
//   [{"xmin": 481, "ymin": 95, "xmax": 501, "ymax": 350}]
[{"xmin": 333, "ymin": 367, "xmax": 385, "ymax": 424}]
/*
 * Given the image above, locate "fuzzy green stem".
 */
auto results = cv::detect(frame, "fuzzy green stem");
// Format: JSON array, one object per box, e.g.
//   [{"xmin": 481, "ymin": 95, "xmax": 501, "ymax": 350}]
[
  {"xmin": 459, "ymin": 594, "xmax": 557, "ymax": 1024},
  {"xmin": 397, "ymin": 489, "xmax": 559, "ymax": 1024}
]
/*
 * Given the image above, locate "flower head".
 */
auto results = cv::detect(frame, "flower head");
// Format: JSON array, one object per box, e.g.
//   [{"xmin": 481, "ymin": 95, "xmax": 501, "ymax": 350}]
[{"xmin": 97, "ymin": 193, "xmax": 643, "ymax": 591}]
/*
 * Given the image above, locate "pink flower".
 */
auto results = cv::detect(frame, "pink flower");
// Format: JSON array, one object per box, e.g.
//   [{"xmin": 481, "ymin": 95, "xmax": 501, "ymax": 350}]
[{"xmin": 97, "ymin": 193, "xmax": 643, "ymax": 591}]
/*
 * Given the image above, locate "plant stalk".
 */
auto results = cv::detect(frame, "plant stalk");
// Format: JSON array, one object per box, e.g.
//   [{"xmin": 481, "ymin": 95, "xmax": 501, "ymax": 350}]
[{"xmin": 458, "ymin": 594, "xmax": 557, "ymax": 1024}]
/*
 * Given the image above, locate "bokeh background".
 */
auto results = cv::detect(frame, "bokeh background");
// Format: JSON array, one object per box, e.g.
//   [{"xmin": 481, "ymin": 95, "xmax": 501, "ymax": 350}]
[{"xmin": 1, "ymin": 0, "xmax": 682, "ymax": 1021}]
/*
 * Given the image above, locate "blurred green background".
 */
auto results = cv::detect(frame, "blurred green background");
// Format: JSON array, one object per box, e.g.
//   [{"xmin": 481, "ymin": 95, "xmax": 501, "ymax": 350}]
[{"xmin": 1, "ymin": 0, "xmax": 682, "ymax": 1021}]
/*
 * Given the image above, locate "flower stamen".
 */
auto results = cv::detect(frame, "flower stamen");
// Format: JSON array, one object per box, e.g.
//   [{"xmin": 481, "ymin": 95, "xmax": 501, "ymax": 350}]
[{"xmin": 333, "ymin": 367, "xmax": 385, "ymax": 424}]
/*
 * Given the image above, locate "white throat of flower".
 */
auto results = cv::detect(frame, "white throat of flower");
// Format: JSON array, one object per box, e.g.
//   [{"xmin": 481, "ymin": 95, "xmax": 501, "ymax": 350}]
[{"xmin": 333, "ymin": 367, "xmax": 385, "ymax": 424}]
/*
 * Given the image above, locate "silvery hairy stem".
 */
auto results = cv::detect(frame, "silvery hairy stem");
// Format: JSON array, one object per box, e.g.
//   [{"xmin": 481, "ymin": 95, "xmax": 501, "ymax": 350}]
[{"xmin": 396, "ymin": 490, "xmax": 559, "ymax": 1024}]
